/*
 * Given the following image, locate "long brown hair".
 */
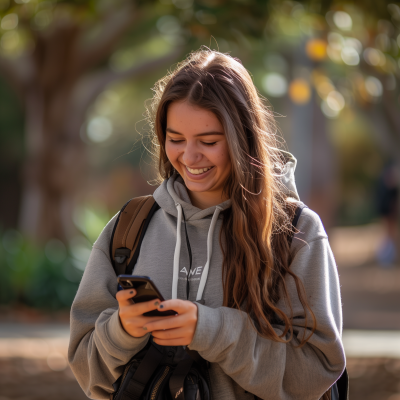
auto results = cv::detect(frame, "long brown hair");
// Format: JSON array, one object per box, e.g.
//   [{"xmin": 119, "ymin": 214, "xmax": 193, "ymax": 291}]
[{"xmin": 146, "ymin": 48, "xmax": 316, "ymax": 345}]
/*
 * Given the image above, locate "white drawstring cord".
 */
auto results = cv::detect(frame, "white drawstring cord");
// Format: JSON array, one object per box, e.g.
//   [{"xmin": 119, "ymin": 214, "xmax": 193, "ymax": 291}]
[
  {"xmin": 196, "ymin": 206, "xmax": 222, "ymax": 301},
  {"xmin": 172, "ymin": 202, "xmax": 183, "ymax": 299}
]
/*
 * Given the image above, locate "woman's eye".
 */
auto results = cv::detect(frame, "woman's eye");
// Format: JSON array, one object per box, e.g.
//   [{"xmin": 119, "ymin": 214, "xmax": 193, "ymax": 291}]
[
  {"xmin": 202, "ymin": 142, "xmax": 217, "ymax": 146},
  {"xmin": 169, "ymin": 139, "xmax": 184, "ymax": 143}
]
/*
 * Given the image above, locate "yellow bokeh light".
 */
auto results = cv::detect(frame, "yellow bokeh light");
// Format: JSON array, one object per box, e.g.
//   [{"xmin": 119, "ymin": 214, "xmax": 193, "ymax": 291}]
[
  {"xmin": 306, "ymin": 38, "xmax": 327, "ymax": 61},
  {"xmin": 289, "ymin": 79, "xmax": 311, "ymax": 104}
]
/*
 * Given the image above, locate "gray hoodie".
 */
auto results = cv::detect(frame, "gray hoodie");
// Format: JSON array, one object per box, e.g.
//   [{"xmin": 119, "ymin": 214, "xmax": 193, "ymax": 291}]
[{"xmin": 68, "ymin": 156, "xmax": 346, "ymax": 400}]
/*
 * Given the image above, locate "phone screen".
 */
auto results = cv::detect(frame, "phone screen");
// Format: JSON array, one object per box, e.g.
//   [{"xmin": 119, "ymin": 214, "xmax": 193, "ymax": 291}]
[{"xmin": 117, "ymin": 275, "xmax": 177, "ymax": 317}]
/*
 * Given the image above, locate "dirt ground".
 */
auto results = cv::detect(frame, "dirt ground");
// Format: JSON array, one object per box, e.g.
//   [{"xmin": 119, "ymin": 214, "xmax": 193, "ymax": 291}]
[{"xmin": 0, "ymin": 356, "xmax": 400, "ymax": 400}]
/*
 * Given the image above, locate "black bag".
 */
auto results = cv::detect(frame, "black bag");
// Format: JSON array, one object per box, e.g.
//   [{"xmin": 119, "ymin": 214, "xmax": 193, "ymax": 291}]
[{"xmin": 112, "ymin": 340, "xmax": 210, "ymax": 400}]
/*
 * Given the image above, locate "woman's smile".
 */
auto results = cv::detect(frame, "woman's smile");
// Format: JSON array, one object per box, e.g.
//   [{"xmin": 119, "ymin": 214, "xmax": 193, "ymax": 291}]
[{"xmin": 184, "ymin": 164, "xmax": 215, "ymax": 179}]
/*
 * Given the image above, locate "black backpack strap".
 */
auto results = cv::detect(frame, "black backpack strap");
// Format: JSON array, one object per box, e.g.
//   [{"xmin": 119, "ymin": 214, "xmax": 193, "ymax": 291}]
[
  {"xmin": 292, "ymin": 203, "xmax": 306, "ymax": 228},
  {"xmin": 287, "ymin": 202, "xmax": 307, "ymax": 246},
  {"xmin": 336, "ymin": 368, "xmax": 349, "ymax": 400},
  {"xmin": 120, "ymin": 344, "xmax": 163, "ymax": 400},
  {"xmin": 169, "ymin": 357, "xmax": 194, "ymax": 400}
]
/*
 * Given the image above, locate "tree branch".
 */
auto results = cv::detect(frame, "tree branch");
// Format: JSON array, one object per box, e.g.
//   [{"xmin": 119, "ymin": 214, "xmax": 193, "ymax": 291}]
[
  {"xmin": 68, "ymin": 46, "xmax": 183, "ymax": 136},
  {"xmin": 77, "ymin": 4, "xmax": 140, "ymax": 74}
]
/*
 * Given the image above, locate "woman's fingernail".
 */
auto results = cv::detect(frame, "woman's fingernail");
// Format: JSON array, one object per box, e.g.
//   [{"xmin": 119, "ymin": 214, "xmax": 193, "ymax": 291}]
[
  {"xmin": 154, "ymin": 301, "xmax": 159, "ymax": 306},
  {"xmin": 159, "ymin": 305, "xmax": 164, "ymax": 309},
  {"xmin": 143, "ymin": 326, "xmax": 147, "ymax": 330},
  {"xmin": 130, "ymin": 291, "xmax": 134, "ymax": 294}
]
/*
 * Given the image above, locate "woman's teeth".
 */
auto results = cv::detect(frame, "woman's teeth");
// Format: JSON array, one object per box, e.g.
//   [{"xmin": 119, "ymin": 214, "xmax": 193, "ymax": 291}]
[{"xmin": 186, "ymin": 166, "xmax": 213, "ymax": 175}]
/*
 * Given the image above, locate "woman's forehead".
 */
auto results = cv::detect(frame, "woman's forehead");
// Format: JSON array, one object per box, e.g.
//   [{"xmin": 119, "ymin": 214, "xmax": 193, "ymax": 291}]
[{"xmin": 166, "ymin": 101, "xmax": 224, "ymax": 136}]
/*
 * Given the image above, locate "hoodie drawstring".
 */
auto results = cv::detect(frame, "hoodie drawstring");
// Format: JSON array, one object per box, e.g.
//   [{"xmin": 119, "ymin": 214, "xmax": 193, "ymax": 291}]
[
  {"xmin": 172, "ymin": 203, "xmax": 183, "ymax": 300},
  {"xmin": 196, "ymin": 206, "xmax": 222, "ymax": 301},
  {"xmin": 172, "ymin": 203, "xmax": 222, "ymax": 302}
]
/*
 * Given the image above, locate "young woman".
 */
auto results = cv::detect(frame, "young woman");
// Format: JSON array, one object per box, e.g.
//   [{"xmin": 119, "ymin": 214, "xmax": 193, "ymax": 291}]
[{"xmin": 68, "ymin": 49, "xmax": 346, "ymax": 399}]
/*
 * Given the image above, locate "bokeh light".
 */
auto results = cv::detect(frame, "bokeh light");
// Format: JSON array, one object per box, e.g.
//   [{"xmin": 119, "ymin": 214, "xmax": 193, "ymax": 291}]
[
  {"xmin": 341, "ymin": 46, "xmax": 360, "ymax": 66},
  {"xmin": 365, "ymin": 76, "xmax": 383, "ymax": 99},
  {"xmin": 326, "ymin": 90, "xmax": 345, "ymax": 112},
  {"xmin": 262, "ymin": 73, "xmax": 288, "ymax": 97},
  {"xmin": 333, "ymin": 11, "xmax": 352, "ymax": 31},
  {"xmin": 363, "ymin": 48, "xmax": 386, "ymax": 67},
  {"xmin": 289, "ymin": 78, "xmax": 311, "ymax": 104},
  {"xmin": 1, "ymin": 13, "xmax": 18, "ymax": 30},
  {"xmin": 87, "ymin": 117, "xmax": 113, "ymax": 143},
  {"xmin": 306, "ymin": 38, "xmax": 327, "ymax": 61},
  {"xmin": 0, "ymin": 30, "xmax": 19, "ymax": 51}
]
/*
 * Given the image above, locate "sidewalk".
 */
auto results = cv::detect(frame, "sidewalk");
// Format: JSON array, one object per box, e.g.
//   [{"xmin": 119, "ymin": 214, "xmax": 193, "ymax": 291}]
[{"xmin": 1, "ymin": 323, "xmax": 400, "ymax": 359}]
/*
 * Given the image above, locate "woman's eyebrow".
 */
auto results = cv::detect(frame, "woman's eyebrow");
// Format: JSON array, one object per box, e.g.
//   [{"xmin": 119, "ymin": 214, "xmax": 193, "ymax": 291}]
[{"xmin": 166, "ymin": 127, "xmax": 224, "ymax": 137}]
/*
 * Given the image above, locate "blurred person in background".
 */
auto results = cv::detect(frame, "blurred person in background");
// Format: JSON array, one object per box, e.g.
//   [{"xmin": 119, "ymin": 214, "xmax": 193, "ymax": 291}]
[
  {"xmin": 376, "ymin": 161, "xmax": 399, "ymax": 267},
  {"xmin": 68, "ymin": 49, "xmax": 345, "ymax": 400}
]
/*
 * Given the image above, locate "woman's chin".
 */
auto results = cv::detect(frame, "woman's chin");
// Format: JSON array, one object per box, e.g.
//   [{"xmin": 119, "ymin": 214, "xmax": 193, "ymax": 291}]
[{"xmin": 184, "ymin": 179, "xmax": 213, "ymax": 193}]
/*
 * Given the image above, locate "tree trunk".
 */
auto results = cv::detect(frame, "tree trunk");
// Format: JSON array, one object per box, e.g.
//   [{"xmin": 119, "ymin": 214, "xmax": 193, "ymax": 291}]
[{"xmin": 18, "ymin": 83, "xmax": 87, "ymax": 242}]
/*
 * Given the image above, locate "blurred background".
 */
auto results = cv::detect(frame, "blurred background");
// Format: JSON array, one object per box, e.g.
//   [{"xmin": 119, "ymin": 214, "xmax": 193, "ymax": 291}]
[{"xmin": 0, "ymin": 0, "xmax": 399, "ymax": 399}]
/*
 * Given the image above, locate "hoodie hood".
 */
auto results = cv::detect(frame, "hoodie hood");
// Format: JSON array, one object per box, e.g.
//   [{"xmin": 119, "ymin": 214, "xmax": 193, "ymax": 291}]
[
  {"xmin": 280, "ymin": 151, "xmax": 300, "ymax": 200},
  {"xmin": 153, "ymin": 173, "xmax": 232, "ymax": 221}
]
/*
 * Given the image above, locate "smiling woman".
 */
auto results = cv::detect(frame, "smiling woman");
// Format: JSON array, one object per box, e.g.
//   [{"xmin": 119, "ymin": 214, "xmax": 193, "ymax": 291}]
[
  {"xmin": 165, "ymin": 101, "xmax": 231, "ymax": 209},
  {"xmin": 68, "ymin": 48, "xmax": 346, "ymax": 400}
]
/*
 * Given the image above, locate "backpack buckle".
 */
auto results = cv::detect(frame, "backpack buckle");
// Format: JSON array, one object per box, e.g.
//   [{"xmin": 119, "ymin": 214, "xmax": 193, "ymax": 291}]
[{"xmin": 114, "ymin": 248, "xmax": 131, "ymax": 275}]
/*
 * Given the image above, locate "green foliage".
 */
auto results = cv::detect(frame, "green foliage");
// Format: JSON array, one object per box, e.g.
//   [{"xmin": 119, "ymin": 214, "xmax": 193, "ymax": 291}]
[
  {"xmin": 73, "ymin": 203, "xmax": 111, "ymax": 244},
  {"xmin": 0, "ymin": 204, "xmax": 112, "ymax": 309},
  {"xmin": 0, "ymin": 229, "xmax": 84, "ymax": 310}
]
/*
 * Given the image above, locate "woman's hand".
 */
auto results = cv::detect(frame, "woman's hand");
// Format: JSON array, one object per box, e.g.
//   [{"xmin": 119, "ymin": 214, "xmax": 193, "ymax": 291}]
[
  {"xmin": 144, "ymin": 300, "xmax": 198, "ymax": 346},
  {"xmin": 116, "ymin": 289, "xmax": 175, "ymax": 338}
]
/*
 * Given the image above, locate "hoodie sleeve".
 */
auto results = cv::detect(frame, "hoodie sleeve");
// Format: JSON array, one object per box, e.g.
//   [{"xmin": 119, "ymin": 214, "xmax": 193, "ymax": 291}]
[
  {"xmin": 188, "ymin": 209, "xmax": 346, "ymax": 400},
  {"xmin": 68, "ymin": 216, "xmax": 150, "ymax": 399}
]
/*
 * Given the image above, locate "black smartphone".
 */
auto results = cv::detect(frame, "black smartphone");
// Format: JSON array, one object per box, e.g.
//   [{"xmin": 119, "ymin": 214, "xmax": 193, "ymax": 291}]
[{"xmin": 117, "ymin": 275, "xmax": 177, "ymax": 317}]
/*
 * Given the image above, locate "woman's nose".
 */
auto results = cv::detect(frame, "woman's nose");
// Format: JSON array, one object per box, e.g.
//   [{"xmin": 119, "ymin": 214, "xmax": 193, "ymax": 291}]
[{"xmin": 181, "ymin": 142, "xmax": 202, "ymax": 166}]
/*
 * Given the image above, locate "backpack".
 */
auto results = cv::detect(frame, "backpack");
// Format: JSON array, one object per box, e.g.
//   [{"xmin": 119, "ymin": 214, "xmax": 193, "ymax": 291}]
[{"xmin": 110, "ymin": 196, "xmax": 349, "ymax": 400}]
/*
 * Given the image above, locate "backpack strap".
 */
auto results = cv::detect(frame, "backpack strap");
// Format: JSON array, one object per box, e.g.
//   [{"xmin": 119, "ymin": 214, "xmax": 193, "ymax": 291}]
[
  {"xmin": 110, "ymin": 195, "xmax": 160, "ymax": 276},
  {"xmin": 287, "ymin": 203, "xmax": 307, "ymax": 246},
  {"xmin": 292, "ymin": 203, "xmax": 306, "ymax": 229},
  {"xmin": 121, "ymin": 344, "xmax": 164, "ymax": 400}
]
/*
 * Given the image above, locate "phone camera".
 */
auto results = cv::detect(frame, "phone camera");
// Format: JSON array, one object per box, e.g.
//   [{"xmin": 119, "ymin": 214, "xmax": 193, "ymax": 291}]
[{"xmin": 124, "ymin": 281, "xmax": 133, "ymax": 287}]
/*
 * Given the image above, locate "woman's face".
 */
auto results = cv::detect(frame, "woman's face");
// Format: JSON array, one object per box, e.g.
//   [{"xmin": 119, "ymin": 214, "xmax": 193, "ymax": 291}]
[{"xmin": 165, "ymin": 100, "xmax": 231, "ymax": 208}]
